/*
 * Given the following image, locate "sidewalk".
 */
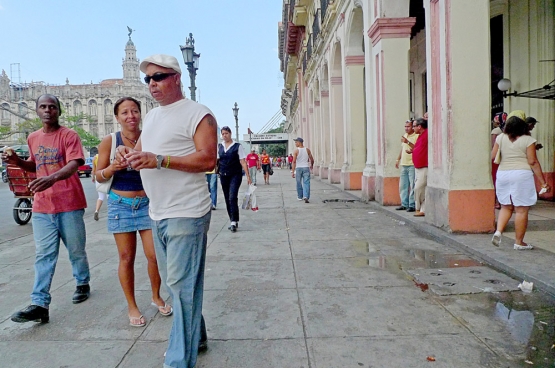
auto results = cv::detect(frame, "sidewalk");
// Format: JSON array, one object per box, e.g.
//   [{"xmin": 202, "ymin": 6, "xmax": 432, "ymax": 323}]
[
  {"xmin": 0, "ymin": 168, "xmax": 553, "ymax": 367},
  {"xmin": 341, "ymin": 183, "xmax": 555, "ymax": 297}
]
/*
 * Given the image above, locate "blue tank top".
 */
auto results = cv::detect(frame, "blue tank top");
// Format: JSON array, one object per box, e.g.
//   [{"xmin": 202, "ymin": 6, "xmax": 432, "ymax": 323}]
[{"xmin": 110, "ymin": 132, "xmax": 144, "ymax": 192}]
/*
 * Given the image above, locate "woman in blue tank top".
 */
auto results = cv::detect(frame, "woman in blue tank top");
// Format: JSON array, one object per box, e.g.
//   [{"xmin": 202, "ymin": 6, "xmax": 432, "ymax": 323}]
[{"xmin": 95, "ymin": 97, "xmax": 172, "ymax": 327}]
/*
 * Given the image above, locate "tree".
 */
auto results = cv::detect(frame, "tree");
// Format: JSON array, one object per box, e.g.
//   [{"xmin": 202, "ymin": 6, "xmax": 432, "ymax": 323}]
[
  {"xmin": 63, "ymin": 113, "xmax": 101, "ymax": 150},
  {"xmin": 260, "ymin": 120, "xmax": 287, "ymax": 157},
  {"xmin": 0, "ymin": 109, "xmax": 100, "ymax": 149}
]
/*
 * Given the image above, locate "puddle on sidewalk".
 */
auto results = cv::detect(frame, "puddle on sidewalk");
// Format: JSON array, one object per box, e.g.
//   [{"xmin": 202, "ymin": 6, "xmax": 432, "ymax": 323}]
[
  {"xmin": 349, "ymin": 243, "xmax": 482, "ymax": 271},
  {"xmin": 445, "ymin": 292, "xmax": 555, "ymax": 366}
]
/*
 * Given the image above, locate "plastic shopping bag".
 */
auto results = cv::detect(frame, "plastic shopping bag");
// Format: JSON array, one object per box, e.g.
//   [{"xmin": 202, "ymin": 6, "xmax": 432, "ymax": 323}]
[{"xmin": 241, "ymin": 184, "xmax": 257, "ymax": 210}]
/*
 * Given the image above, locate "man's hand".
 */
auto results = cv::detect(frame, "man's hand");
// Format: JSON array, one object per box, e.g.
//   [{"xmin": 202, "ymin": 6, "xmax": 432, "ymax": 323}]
[
  {"xmin": 1, "ymin": 150, "xmax": 20, "ymax": 166},
  {"xmin": 29, "ymin": 175, "xmax": 57, "ymax": 193},
  {"xmin": 395, "ymin": 161, "xmax": 400, "ymax": 169},
  {"xmin": 124, "ymin": 150, "xmax": 157, "ymax": 170},
  {"xmin": 292, "ymin": 172, "xmax": 295, "ymax": 178},
  {"xmin": 406, "ymin": 148, "xmax": 413, "ymax": 154},
  {"xmin": 401, "ymin": 136, "xmax": 409, "ymax": 144}
]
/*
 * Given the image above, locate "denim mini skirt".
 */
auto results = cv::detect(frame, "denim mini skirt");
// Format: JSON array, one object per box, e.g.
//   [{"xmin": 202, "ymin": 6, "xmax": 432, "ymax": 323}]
[{"xmin": 107, "ymin": 191, "xmax": 152, "ymax": 233}]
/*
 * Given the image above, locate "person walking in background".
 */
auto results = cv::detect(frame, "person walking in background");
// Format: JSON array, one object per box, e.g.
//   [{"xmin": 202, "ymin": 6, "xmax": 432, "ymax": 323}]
[
  {"xmin": 92, "ymin": 153, "xmax": 106, "ymax": 220},
  {"xmin": 218, "ymin": 126, "xmax": 252, "ymax": 232},
  {"xmin": 260, "ymin": 149, "xmax": 271, "ymax": 184},
  {"xmin": 3, "ymin": 94, "xmax": 91, "ymax": 324},
  {"xmin": 491, "ymin": 112, "xmax": 507, "ymax": 209},
  {"xmin": 291, "ymin": 137, "xmax": 314, "ymax": 203},
  {"xmin": 491, "ymin": 112, "xmax": 550, "ymax": 250},
  {"xmin": 407, "ymin": 118, "xmax": 428, "ymax": 217},
  {"xmin": 288, "ymin": 153, "xmax": 293, "ymax": 171},
  {"xmin": 206, "ymin": 168, "xmax": 218, "ymax": 210},
  {"xmin": 95, "ymin": 97, "xmax": 171, "ymax": 328},
  {"xmin": 245, "ymin": 148, "xmax": 260, "ymax": 185},
  {"xmin": 118, "ymin": 54, "xmax": 217, "ymax": 367},
  {"xmin": 525, "ymin": 116, "xmax": 543, "ymax": 151},
  {"xmin": 395, "ymin": 119, "xmax": 418, "ymax": 212}
]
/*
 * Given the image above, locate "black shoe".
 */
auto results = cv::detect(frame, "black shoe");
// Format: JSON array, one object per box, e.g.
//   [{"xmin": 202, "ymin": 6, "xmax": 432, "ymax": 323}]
[
  {"xmin": 73, "ymin": 284, "xmax": 90, "ymax": 304},
  {"xmin": 11, "ymin": 305, "xmax": 49, "ymax": 323},
  {"xmin": 230, "ymin": 224, "xmax": 237, "ymax": 232},
  {"xmin": 198, "ymin": 340, "xmax": 208, "ymax": 353},
  {"xmin": 304, "ymin": 198, "xmax": 309, "ymax": 203},
  {"xmin": 395, "ymin": 206, "xmax": 407, "ymax": 210},
  {"xmin": 406, "ymin": 207, "xmax": 416, "ymax": 212}
]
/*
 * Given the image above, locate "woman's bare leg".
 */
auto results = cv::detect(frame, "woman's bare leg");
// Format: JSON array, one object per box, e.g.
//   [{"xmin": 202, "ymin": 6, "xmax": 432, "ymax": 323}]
[
  {"xmin": 496, "ymin": 204, "xmax": 514, "ymax": 233},
  {"xmin": 514, "ymin": 206, "xmax": 530, "ymax": 245},
  {"xmin": 114, "ymin": 232, "xmax": 141, "ymax": 317},
  {"xmin": 139, "ymin": 229, "xmax": 164, "ymax": 306}
]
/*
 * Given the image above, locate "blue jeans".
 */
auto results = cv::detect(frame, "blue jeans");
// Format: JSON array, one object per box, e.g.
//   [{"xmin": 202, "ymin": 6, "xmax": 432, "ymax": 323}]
[
  {"xmin": 296, "ymin": 167, "xmax": 311, "ymax": 199},
  {"xmin": 248, "ymin": 166, "xmax": 257, "ymax": 185},
  {"xmin": 31, "ymin": 209, "xmax": 90, "ymax": 308},
  {"xmin": 220, "ymin": 173, "xmax": 242, "ymax": 222},
  {"xmin": 152, "ymin": 212, "xmax": 211, "ymax": 368},
  {"xmin": 399, "ymin": 165, "xmax": 416, "ymax": 208},
  {"xmin": 205, "ymin": 173, "xmax": 218, "ymax": 207}
]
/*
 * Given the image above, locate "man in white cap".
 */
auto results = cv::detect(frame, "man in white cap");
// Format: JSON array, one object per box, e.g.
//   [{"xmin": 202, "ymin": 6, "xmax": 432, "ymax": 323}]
[
  {"xmin": 291, "ymin": 137, "xmax": 314, "ymax": 203},
  {"xmin": 118, "ymin": 54, "xmax": 217, "ymax": 368}
]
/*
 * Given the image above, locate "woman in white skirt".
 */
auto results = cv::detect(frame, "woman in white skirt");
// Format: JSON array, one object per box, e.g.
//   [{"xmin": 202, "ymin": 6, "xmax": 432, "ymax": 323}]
[{"xmin": 491, "ymin": 112, "xmax": 550, "ymax": 250}]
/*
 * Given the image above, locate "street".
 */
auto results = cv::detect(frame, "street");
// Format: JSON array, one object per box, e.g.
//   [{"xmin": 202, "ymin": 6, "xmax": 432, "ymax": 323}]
[
  {"xmin": 0, "ymin": 176, "xmax": 99, "ymax": 243},
  {"xmin": 0, "ymin": 168, "xmax": 554, "ymax": 367}
]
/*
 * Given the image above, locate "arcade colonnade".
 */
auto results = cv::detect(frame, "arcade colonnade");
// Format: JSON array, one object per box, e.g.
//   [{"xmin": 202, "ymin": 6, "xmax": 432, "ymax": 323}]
[{"xmin": 278, "ymin": 0, "xmax": 555, "ymax": 233}]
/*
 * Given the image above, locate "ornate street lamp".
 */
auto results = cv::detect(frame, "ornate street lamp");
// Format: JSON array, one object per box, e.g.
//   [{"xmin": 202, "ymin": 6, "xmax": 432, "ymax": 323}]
[
  {"xmin": 232, "ymin": 102, "xmax": 239, "ymax": 142},
  {"xmin": 179, "ymin": 33, "xmax": 200, "ymax": 101}
]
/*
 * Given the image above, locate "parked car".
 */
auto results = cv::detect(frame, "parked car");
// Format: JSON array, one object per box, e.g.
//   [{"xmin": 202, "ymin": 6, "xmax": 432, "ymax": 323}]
[
  {"xmin": 1, "ymin": 168, "xmax": 7, "ymax": 183},
  {"xmin": 78, "ymin": 157, "xmax": 94, "ymax": 177}
]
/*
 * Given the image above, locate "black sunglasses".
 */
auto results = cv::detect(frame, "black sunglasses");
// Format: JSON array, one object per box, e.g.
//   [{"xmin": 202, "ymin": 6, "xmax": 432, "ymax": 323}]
[{"xmin": 144, "ymin": 73, "xmax": 176, "ymax": 84}]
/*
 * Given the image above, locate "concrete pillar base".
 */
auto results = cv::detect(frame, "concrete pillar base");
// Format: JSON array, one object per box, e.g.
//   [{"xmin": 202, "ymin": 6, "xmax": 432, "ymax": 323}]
[
  {"xmin": 361, "ymin": 174, "xmax": 376, "ymax": 201},
  {"xmin": 328, "ymin": 168, "xmax": 342, "ymax": 184},
  {"xmin": 375, "ymin": 175, "xmax": 400, "ymax": 205},
  {"xmin": 320, "ymin": 166, "xmax": 329, "ymax": 180},
  {"xmin": 313, "ymin": 165, "xmax": 320, "ymax": 176},
  {"xmin": 341, "ymin": 171, "xmax": 362, "ymax": 190},
  {"xmin": 426, "ymin": 186, "xmax": 495, "ymax": 233}
]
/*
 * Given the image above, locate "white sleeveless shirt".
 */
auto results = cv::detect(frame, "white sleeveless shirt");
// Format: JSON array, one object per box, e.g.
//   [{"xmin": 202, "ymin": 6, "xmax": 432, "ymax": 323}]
[
  {"xmin": 140, "ymin": 98, "xmax": 214, "ymax": 220},
  {"xmin": 296, "ymin": 147, "xmax": 310, "ymax": 168}
]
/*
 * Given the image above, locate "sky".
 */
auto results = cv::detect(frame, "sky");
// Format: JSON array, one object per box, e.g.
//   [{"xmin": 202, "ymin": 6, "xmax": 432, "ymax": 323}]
[{"xmin": 0, "ymin": 0, "xmax": 284, "ymax": 135}]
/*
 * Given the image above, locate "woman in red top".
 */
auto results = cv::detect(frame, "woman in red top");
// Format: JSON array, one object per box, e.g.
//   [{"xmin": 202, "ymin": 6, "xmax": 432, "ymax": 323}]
[{"xmin": 260, "ymin": 149, "xmax": 271, "ymax": 184}]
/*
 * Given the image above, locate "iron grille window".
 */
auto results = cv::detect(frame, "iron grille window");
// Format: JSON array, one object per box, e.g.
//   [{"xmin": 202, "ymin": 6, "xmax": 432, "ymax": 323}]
[
  {"xmin": 312, "ymin": 9, "xmax": 320, "ymax": 42},
  {"xmin": 321, "ymin": 0, "xmax": 329, "ymax": 21},
  {"xmin": 307, "ymin": 34, "xmax": 312, "ymax": 60},
  {"xmin": 290, "ymin": 85, "xmax": 298, "ymax": 115}
]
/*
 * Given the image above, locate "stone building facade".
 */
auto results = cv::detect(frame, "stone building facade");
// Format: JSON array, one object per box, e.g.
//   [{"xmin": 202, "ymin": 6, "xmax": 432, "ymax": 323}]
[
  {"xmin": 0, "ymin": 36, "xmax": 157, "ymax": 146},
  {"xmin": 279, "ymin": 0, "xmax": 555, "ymax": 233}
]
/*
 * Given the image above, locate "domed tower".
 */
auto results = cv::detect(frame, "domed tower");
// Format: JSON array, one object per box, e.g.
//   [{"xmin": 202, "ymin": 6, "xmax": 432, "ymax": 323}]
[{"xmin": 122, "ymin": 32, "xmax": 140, "ymax": 85}]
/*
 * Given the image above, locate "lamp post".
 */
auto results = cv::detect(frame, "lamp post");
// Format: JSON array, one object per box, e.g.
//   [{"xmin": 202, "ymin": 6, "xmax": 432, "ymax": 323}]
[
  {"xmin": 179, "ymin": 33, "xmax": 200, "ymax": 102},
  {"xmin": 232, "ymin": 102, "xmax": 239, "ymax": 142}
]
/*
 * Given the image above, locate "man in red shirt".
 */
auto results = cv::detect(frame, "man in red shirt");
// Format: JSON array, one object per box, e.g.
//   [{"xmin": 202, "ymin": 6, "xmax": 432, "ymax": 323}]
[
  {"xmin": 2, "ymin": 94, "xmax": 91, "ymax": 324},
  {"xmin": 407, "ymin": 118, "xmax": 428, "ymax": 217},
  {"xmin": 245, "ymin": 148, "xmax": 260, "ymax": 185}
]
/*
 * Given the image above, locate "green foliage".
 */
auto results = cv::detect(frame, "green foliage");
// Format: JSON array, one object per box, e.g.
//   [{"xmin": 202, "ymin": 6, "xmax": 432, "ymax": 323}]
[
  {"xmin": 260, "ymin": 120, "xmax": 287, "ymax": 157},
  {"xmin": 63, "ymin": 113, "xmax": 100, "ymax": 149}
]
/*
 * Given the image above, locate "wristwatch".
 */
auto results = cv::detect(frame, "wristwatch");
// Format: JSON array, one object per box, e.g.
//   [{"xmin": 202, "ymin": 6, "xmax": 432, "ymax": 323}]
[{"xmin": 156, "ymin": 155, "xmax": 164, "ymax": 170}]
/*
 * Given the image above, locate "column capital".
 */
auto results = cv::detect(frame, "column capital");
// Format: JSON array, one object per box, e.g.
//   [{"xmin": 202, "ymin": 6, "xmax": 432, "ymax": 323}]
[{"xmin": 367, "ymin": 17, "xmax": 416, "ymax": 46}]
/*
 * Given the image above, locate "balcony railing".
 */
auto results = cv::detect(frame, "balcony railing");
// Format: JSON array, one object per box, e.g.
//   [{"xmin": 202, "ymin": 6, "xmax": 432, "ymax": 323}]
[
  {"xmin": 321, "ymin": 0, "xmax": 329, "ymax": 21},
  {"xmin": 289, "ymin": 0, "xmax": 296, "ymax": 19}
]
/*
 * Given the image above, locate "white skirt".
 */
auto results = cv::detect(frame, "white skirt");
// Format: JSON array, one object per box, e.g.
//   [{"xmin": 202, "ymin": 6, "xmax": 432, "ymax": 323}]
[{"xmin": 496, "ymin": 170, "xmax": 537, "ymax": 207}]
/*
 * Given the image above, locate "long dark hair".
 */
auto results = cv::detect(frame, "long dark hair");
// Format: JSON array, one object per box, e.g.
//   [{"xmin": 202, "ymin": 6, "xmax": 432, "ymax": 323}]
[
  {"xmin": 114, "ymin": 97, "xmax": 141, "ymax": 115},
  {"xmin": 503, "ymin": 116, "xmax": 529, "ymax": 140}
]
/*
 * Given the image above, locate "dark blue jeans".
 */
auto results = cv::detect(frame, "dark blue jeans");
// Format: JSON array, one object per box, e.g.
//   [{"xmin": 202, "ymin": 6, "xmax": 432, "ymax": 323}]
[{"xmin": 220, "ymin": 173, "xmax": 243, "ymax": 223}]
